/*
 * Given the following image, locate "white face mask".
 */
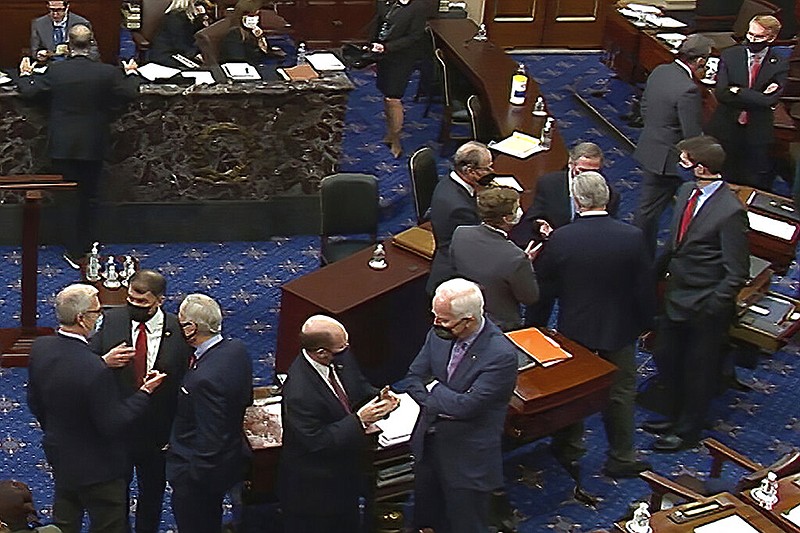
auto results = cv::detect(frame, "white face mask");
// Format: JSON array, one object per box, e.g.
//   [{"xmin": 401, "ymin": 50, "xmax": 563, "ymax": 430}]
[
  {"xmin": 242, "ymin": 15, "xmax": 259, "ymax": 29},
  {"xmin": 507, "ymin": 206, "xmax": 523, "ymax": 226}
]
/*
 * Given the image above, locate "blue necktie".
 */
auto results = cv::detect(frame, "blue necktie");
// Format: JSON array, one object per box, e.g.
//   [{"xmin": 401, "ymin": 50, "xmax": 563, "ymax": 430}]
[{"xmin": 54, "ymin": 25, "xmax": 66, "ymax": 46}]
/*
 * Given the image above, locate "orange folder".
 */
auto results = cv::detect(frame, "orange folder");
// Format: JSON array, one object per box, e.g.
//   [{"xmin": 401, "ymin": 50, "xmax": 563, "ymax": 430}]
[{"xmin": 505, "ymin": 327, "xmax": 572, "ymax": 367}]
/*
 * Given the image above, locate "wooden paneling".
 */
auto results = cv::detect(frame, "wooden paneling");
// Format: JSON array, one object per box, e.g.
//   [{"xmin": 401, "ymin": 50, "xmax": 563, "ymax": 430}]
[
  {"xmin": 280, "ymin": 0, "xmax": 375, "ymax": 48},
  {"xmin": 0, "ymin": 0, "xmax": 121, "ymax": 66},
  {"xmin": 484, "ymin": 0, "xmax": 544, "ymax": 48}
]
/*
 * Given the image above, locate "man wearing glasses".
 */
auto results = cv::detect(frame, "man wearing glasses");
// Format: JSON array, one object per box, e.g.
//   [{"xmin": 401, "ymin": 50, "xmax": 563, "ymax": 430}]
[
  {"xmin": 30, "ymin": 1, "xmax": 93, "ymax": 62},
  {"xmin": 27, "ymin": 284, "xmax": 166, "ymax": 533}
]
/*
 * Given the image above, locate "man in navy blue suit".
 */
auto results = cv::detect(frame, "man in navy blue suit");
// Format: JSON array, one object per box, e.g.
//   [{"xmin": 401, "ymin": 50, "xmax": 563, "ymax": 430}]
[
  {"xmin": 27, "ymin": 284, "xmax": 166, "ymax": 533},
  {"xmin": 279, "ymin": 315, "xmax": 398, "ymax": 532},
  {"xmin": 401, "ymin": 278, "xmax": 518, "ymax": 533},
  {"xmin": 535, "ymin": 171, "xmax": 655, "ymax": 477},
  {"xmin": 166, "ymin": 294, "xmax": 253, "ymax": 533}
]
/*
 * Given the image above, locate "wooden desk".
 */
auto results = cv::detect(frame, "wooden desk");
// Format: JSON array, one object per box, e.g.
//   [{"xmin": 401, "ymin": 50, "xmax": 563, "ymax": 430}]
[
  {"xmin": 615, "ymin": 492, "xmax": 784, "ymax": 532},
  {"xmin": 741, "ymin": 473, "xmax": 800, "ymax": 532},
  {"xmin": 505, "ymin": 331, "xmax": 616, "ymax": 440},
  {"xmin": 428, "ymin": 18, "xmax": 569, "ymax": 208},
  {"xmin": 276, "ymin": 240, "xmax": 432, "ymax": 385}
]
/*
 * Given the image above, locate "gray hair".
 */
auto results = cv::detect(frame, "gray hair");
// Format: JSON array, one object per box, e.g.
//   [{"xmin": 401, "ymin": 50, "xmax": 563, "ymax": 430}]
[
  {"xmin": 568, "ymin": 142, "xmax": 604, "ymax": 165},
  {"xmin": 180, "ymin": 293, "xmax": 222, "ymax": 334},
  {"xmin": 55, "ymin": 284, "xmax": 98, "ymax": 326},
  {"xmin": 434, "ymin": 278, "xmax": 484, "ymax": 319},
  {"xmin": 68, "ymin": 24, "xmax": 93, "ymax": 54},
  {"xmin": 571, "ymin": 171, "xmax": 609, "ymax": 210},
  {"xmin": 453, "ymin": 141, "xmax": 490, "ymax": 173}
]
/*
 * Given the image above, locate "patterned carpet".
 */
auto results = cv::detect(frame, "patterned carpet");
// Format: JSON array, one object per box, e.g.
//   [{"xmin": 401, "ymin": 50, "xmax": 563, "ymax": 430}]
[{"xmin": 0, "ymin": 51, "xmax": 798, "ymax": 532}]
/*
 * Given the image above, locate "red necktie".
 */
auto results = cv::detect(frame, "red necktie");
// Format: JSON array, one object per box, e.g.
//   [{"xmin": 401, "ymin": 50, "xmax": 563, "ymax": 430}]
[
  {"xmin": 677, "ymin": 188, "xmax": 701, "ymax": 243},
  {"xmin": 328, "ymin": 366, "xmax": 351, "ymax": 413},
  {"xmin": 134, "ymin": 322, "xmax": 148, "ymax": 386},
  {"xmin": 738, "ymin": 55, "xmax": 763, "ymax": 124}
]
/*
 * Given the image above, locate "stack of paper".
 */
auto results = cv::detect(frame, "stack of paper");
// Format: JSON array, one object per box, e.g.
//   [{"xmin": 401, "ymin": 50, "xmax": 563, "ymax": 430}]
[
  {"xmin": 137, "ymin": 63, "xmax": 181, "ymax": 81},
  {"xmin": 221, "ymin": 62, "xmax": 261, "ymax": 81},
  {"xmin": 374, "ymin": 393, "xmax": 420, "ymax": 448},
  {"xmin": 489, "ymin": 131, "xmax": 545, "ymax": 159},
  {"xmin": 747, "ymin": 211, "xmax": 798, "ymax": 241},
  {"xmin": 693, "ymin": 514, "xmax": 759, "ymax": 533},
  {"xmin": 307, "ymin": 52, "xmax": 346, "ymax": 71}
]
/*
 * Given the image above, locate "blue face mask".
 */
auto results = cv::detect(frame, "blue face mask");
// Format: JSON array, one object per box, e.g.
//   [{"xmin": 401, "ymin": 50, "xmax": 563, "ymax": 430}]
[{"xmin": 675, "ymin": 161, "xmax": 698, "ymax": 182}]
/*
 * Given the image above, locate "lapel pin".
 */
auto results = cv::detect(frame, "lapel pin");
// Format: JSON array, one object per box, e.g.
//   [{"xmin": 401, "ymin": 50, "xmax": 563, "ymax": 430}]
[{"xmin": 165, "ymin": 330, "xmax": 172, "ymax": 337}]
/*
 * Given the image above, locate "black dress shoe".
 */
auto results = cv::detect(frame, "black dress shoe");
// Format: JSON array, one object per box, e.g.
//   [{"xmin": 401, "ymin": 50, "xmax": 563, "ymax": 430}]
[
  {"xmin": 652, "ymin": 433, "xmax": 698, "ymax": 452},
  {"xmin": 603, "ymin": 459, "xmax": 653, "ymax": 478},
  {"xmin": 642, "ymin": 419, "xmax": 673, "ymax": 434}
]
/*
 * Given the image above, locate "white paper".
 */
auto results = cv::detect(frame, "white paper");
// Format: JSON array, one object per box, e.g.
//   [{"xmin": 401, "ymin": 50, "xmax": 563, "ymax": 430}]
[
  {"xmin": 748, "ymin": 211, "xmax": 797, "ymax": 241},
  {"xmin": 137, "ymin": 63, "xmax": 181, "ymax": 81},
  {"xmin": 181, "ymin": 71, "xmax": 215, "ymax": 85},
  {"xmin": 493, "ymin": 176, "xmax": 524, "ymax": 191},
  {"xmin": 646, "ymin": 14, "xmax": 687, "ymax": 28},
  {"xmin": 625, "ymin": 3, "xmax": 661, "ymax": 13},
  {"xmin": 306, "ymin": 52, "xmax": 346, "ymax": 71},
  {"xmin": 221, "ymin": 62, "xmax": 261, "ymax": 80},
  {"xmin": 374, "ymin": 393, "xmax": 420, "ymax": 447},
  {"xmin": 489, "ymin": 131, "xmax": 546, "ymax": 159},
  {"xmin": 0, "ymin": 74, "xmax": 11, "ymax": 85},
  {"xmin": 784, "ymin": 503, "xmax": 800, "ymax": 526},
  {"xmin": 656, "ymin": 32, "xmax": 687, "ymax": 42},
  {"xmin": 693, "ymin": 514, "xmax": 760, "ymax": 533}
]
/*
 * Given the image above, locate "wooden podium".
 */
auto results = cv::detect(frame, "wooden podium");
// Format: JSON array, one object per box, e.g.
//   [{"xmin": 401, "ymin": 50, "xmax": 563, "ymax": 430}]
[{"xmin": 0, "ymin": 175, "xmax": 76, "ymax": 367}]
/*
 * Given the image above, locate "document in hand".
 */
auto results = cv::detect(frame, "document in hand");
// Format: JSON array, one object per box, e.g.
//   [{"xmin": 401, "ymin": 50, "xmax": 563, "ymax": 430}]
[
  {"xmin": 505, "ymin": 327, "xmax": 572, "ymax": 368},
  {"xmin": 374, "ymin": 393, "xmax": 420, "ymax": 448}
]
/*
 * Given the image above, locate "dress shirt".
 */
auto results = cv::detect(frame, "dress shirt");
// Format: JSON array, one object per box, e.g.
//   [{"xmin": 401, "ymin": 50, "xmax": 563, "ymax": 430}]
[
  {"xmin": 481, "ymin": 223, "xmax": 508, "ymax": 238},
  {"xmin": 691, "ymin": 179, "xmax": 724, "ymax": 216},
  {"xmin": 449, "ymin": 171, "xmax": 475, "ymax": 197},
  {"xmin": 577, "ymin": 210, "xmax": 608, "ymax": 217},
  {"xmin": 302, "ymin": 349, "xmax": 347, "ymax": 397},
  {"xmin": 57, "ymin": 328, "xmax": 88, "ymax": 343},
  {"xmin": 747, "ymin": 48, "xmax": 768, "ymax": 78},
  {"xmin": 451, "ymin": 316, "xmax": 485, "ymax": 359},
  {"xmin": 131, "ymin": 308, "xmax": 164, "ymax": 371},
  {"xmin": 674, "ymin": 58, "xmax": 693, "ymax": 78},
  {"xmin": 193, "ymin": 334, "xmax": 223, "ymax": 363}
]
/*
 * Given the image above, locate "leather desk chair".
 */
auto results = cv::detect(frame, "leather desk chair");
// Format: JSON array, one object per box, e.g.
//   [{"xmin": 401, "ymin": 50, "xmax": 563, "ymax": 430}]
[
  {"xmin": 132, "ymin": 0, "xmax": 173, "ymax": 61},
  {"xmin": 194, "ymin": 17, "xmax": 233, "ymax": 66}
]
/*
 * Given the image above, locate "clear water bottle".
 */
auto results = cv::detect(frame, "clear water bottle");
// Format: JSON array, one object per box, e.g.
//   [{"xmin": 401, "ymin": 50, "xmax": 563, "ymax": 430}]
[
  {"xmin": 540, "ymin": 117, "xmax": 554, "ymax": 150},
  {"xmin": 296, "ymin": 42, "xmax": 307, "ymax": 65},
  {"xmin": 509, "ymin": 63, "xmax": 527, "ymax": 106}
]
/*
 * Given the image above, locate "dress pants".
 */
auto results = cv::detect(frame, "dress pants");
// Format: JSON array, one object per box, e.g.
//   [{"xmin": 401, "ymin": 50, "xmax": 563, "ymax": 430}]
[
  {"xmin": 53, "ymin": 477, "xmax": 128, "ymax": 533},
  {"xmin": 523, "ymin": 284, "xmax": 555, "ymax": 328},
  {"xmin": 170, "ymin": 478, "xmax": 226, "ymax": 533},
  {"xmin": 128, "ymin": 446, "xmax": 167, "ymax": 533},
  {"xmin": 53, "ymin": 158, "xmax": 103, "ymax": 257},
  {"xmin": 655, "ymin": 309, "xmax": 732, "ymax": 441},
  {"xmin": 413, "ymin": 434, "xmax": 490, "ymax": 533},
  {"xmin": 551, "ymin": 344, "xmax": 637, "ymax": 466},
  {"xmin": 633, "ymin": 172, "xmax": 682, "ymax": 258},
  {"xmin": 721, "ymin": 136, "xmax": 774, "ymax": 191}
]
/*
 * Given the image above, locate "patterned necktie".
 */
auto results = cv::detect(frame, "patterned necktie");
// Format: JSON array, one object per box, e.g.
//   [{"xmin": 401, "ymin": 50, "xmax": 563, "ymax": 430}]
[
  {"xmin": 328, "ymin": 366, "xmax": 351, "ymax": 413},
  {"xmin": 134, "ymin": 322, "xmax": 148, "ymax": 386},
  {"xmin": 54, "ymin": 25, "xmax": 65, "ymax": 46},
  {"xmin": 738, "ymin": 54, "xmax": 763, "ymax": 125},
  {"xmin": 446, "ymin": 341, "xmax": 469, "ymax": 381},
  {"xmin": 677, "ymin": 188, "xmax": 701, "ymax": 243}
]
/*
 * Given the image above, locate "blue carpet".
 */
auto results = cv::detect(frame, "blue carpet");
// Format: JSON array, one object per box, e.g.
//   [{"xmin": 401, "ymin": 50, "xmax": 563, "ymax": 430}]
[{"xmin": 1, "ymin": 52, "xmax": 799, "ymax": 532}]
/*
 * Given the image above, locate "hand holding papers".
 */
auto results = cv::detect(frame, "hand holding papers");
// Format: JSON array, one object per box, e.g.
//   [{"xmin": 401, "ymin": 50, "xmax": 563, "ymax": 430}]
[{"xmin": 374, "ymin": 393, "xmax": 420, "ymax": 447}]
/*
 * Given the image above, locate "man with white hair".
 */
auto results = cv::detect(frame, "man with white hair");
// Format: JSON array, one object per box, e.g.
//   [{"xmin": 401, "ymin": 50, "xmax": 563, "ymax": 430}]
[
  {"xmin": 279, "ymin": 315, "xmax": 399, "ymax": 532},
  {"xmin": 27, "ymin": 284, "xmax": 166, "ymax": 533},
  {"xmin": 401, "ymin": 278, "xmax": 518, "ymax": 533},
  {"xmin": 166, "ymin": 294, "xmax": 253, "ymax": 533}
]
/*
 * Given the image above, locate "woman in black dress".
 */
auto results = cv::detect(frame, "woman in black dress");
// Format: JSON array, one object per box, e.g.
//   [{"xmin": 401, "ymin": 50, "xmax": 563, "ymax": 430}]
[
  {"xmin": 370, "ymin": 0, "xmax": 431, "ymax": 158},
  {"xmin": 149, "ymin": 0, "xmax": 207, "ymax": 66}
]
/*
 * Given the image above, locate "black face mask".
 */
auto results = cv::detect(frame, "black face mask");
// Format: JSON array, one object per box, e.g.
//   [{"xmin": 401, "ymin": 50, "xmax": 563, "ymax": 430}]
[
  {"xmin": 433, "ymin": 324, "xmax": 457, "ymax": 340},
  {"xmin": 745, "ymin": 39, "xmax": 769, "ymax": 53},
  {"xmin": 675, "ymin": 161, "xmax": 698, "ymax": 182},
  {"xmin": 477, "ymin": 172, "xmax": 497, "ymax": 187},
  {"xmin": 127, "ymin": 302, "xmax": 153, "ymax": 324}
]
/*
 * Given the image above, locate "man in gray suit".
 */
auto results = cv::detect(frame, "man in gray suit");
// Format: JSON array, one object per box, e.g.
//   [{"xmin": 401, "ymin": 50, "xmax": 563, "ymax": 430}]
[
  {"xmin": 633, "ymin": 35, "xmax": 712, "ymax": 257},
  {"xmin": 450, "ymin": 186, "xmax": 539, "ymax": 331},
  {"xmin": 31, "ymin": 1, "xmax": 92, "ymax": 62}
]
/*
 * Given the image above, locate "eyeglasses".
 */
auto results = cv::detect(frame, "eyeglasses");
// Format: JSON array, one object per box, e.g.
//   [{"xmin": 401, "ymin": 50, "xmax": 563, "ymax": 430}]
[
  {"xmin": 83, "ymin": 308, "xmax": 103, "ymax": 316},
  {"xmin": 179, "ymin": 321, "xmax": 194, "ymax": 329},
  {"xmin": 49, "ymin": 8, "xmax": 67, "ymax": 13}
]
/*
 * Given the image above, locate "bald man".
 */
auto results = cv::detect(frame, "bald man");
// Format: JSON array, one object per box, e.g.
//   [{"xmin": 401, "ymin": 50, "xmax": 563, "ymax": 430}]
[{"xmin": 278, "ymin": 315, "xmax": 398, "ymax": 533}]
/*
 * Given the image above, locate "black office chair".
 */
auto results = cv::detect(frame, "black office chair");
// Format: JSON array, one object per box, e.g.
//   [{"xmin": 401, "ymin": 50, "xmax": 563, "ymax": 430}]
[
  {"xmin": 467, "ymin": 94, "xmax": 493, "ymax": 143},
  {"xmin": 408, "ymin": 146, "xmax": 439, "ymax": 224},
  {"xmin": 434, "ymin": 48, "xmax": 472, "ymax": 154},
  {"xmin": 320, "ymin": 173, "xmax": 379, "ymax": 265}
]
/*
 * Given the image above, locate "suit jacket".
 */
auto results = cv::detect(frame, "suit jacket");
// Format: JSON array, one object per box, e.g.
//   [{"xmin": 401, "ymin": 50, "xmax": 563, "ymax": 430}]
[
  {"xmin": 401, "ymin": 319, "xmax": 517, "ymax": 491},
  {"xmin": 427, "ymin": 175, "xmax": 479, "ymax": 293},
  {"xmin": 510, "ymin": 170, "xmax": 621, "ymax": 247},
  {"xmin": 535, "ymin": 214, "xmax": 655, "ymax": 351},
  {"xmin": 89, "ymin": 307, "xmax": 192, "ymax": 449},
  {"xmin": 166, "ymin": 338, "xmax": 253, "ymax": 493},
  {"xmin": 30, "ymin": 12, "xmax": 91, "ymax": 53},
  {"xmin": 450, "ymin": 224, "xmax": 539, "ymax": 331},
  {"xmin": 17, "ymin": 56, "xmax": 140, "ymax": 161},
  {"xmin": 279, "ymin": 351, "xmax": 377, "ymax": 515},
  {"xmin": 662, "ymin": 181, "xmax": 750, "ymax": 321},
  {"xmin": 634, "ymin": 61, "xmax": 704, "ymax": 175},
  {"xmin": 709, "ymin": 45, "xmax": 789, "ymax": 145},
  {"xmin": 27, "ymin": 333, "xmax": 150, "ymax": 489},
  {"xmin": 149, "ymin": 11, "xmax": 201, "ymax": 66}
]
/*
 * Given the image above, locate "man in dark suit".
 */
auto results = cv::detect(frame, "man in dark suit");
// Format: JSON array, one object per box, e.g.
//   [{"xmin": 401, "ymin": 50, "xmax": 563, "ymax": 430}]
[
  {"xmin": 509, "ymin": 142, "xmax": 619, "ymax": 326},
  {"xmin": 427, "ymin": 141, "xmax": 495, "ymax": 294},
  {"xmin": 647, "ymin": 136, "xmax": 749, "ymax": 451},
  {"xmin": 89, "ymin": 270, "xmax": 191, "ymax": 533},
  {"xmin": 18, "ymin": 24, "xmax": 139, "ymax": 262},
  {"xmin": 279, "ymin": 315, "xmax": 399, "ymax": 533},
  {"xmin": 633, "ymin": 35, "xmax": 711, "ymax": 257},
  {"xmin": 535, "ymin": 172, "xmax": 655, "ymax": 477},
  {"xmin": 166, "ymin": 294, "xmax": 253, "ymax": 533},
  {"xmin": 400, "ymin": 278, "xmax": 518, "ymax": 533},
  {"xmin": 30, "ymin": 1, "xmax": 92, "ymax": 61},
  {"xmin": 450, "ymin": 186, "xmax": 539, "ymax": 331},
  {"xmin": 708, "ymin": 15, "xmax": 789, "ymax": 190},
  {"xmin": 27, "ymin": 284, "xmax": 166, "ymax": 533}
]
